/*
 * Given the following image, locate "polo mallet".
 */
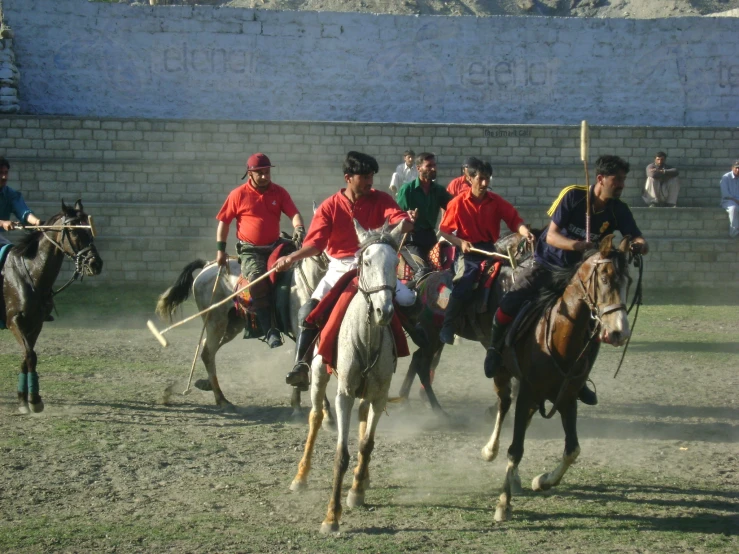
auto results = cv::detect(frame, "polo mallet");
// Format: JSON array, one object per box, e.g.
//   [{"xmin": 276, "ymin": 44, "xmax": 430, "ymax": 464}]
[
  {"xmin": 468, "ymin": 247, "xmax": 518, "ymax": 270},
  {"xmin": 581, "ymin": 120, "xmax": 591, "ymax": 240},
  {"xmin": 146, "ymin": 266, "xmax": 279, "ymax": 347},
  {"xmin": 182, "ymin": 264, "xmax": 225, "ymax": 395},
  {"xmin": 20, "ymin": 216, "xmax": 98, "ymax": 237}
]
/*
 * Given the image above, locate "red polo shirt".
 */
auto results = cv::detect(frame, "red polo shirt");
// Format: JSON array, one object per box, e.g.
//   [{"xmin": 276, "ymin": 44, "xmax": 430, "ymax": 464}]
[
  {"xmin": 216, "ymin": 180, "xmax": 299, "ymax": 245},
  {"xmin": 439, "ymin": 190, "xmax": 524, "ymax": 244},
  {"xmin": 304, "ymin": 189, "xmax": 408, "ymax": 258},
  {"xmin": 446, "ymin": 175, "xmax": 470, "ymax": 196}
]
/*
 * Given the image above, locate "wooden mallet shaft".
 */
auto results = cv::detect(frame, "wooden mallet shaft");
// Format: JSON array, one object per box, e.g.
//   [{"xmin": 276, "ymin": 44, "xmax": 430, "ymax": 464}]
[
  {"xmin": 147, "ymin": 266, "xmax": 279, "ymax": 347},
  {"xmin": 468, "ymin": 247, "xmax": 513, "ymax": 262},
  {"xmin": 581, "ymin": 120, "xmax": 591, "ymax": 240}
]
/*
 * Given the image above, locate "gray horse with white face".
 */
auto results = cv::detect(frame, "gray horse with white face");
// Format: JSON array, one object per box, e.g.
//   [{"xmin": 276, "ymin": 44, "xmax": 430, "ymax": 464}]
[{"xmin": 289, "ymin": 219, "xmax": 403, "ymax": 533}]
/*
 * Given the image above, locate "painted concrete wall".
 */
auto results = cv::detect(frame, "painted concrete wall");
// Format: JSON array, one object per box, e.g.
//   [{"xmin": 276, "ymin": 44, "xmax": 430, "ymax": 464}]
[
  {"xmin": 3, "ymin": 0, "xmax": 739, "ymax": 126},
  {"xmin": 2, "ymin": 115, "xmax": 738, "ymax": 288}
]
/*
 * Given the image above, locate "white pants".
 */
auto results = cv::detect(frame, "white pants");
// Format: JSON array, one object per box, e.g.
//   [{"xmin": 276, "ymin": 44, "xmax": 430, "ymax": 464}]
[
  {"xmin": 726, "ymin": 204, "xmax": 739, "ymax": 238},
  {"xmin": 311, "ymin": 255, "xmax": 416, "ymax": 306},
  {"xmin": 643, "ymin": 176, "xmax": 680, "ymax": 206}
]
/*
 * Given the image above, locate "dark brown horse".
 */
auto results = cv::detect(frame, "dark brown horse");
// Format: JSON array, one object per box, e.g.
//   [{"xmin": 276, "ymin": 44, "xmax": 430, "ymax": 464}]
[
  {"xmin": 3, "ymin": 200, "xmax": 103, "ymax": 414},
  {"xmin": 484, "ymin": 234, "xmax": 633, "ymax": 522},
  {"xmin": 393, "ymin": 232, "xmax": 530, "ymax": 413}
]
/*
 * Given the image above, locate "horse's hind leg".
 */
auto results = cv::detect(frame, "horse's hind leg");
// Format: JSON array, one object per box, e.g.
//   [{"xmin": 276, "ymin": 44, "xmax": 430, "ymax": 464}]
[
  {"xmin": 321, "ymin": 391, "xmax": 354, "ymax": 533},
  {"xmin": 11, "ymin": 322, "xmax": 42, "ymax": 413},
  {"xmin": 482, "ymin": 378, "xmax": 513, "ymax": 462},
  {"xmin": 290, "ymin": 365, "xmax": 330, "ymax": 492},
  {"xmin": 199, "ymin": 318, "xmax": 239, "ymax": 409},
  {"xmin": 495, "ymin": 385, "xmax": 534, "ymax": 523},
  {"xmin": 532, "ymin": 399, "xmax": 580, "ymax": 492},
  {"xmin": 396, "ymin": 349, "xmax": 420, "ymax": 400},
  {"xmin": 347, "ymin": 395, "xmax": 384, "ymax": 509},
  {"xmin": 348, "ymin": 398, "xmax": 371, "ymax": 500}
]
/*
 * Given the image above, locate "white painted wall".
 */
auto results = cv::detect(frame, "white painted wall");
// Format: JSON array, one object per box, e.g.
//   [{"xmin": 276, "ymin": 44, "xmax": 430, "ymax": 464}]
[{"xmin": 3, "ymin": 0, "xmax": 738, "ymax": 126}]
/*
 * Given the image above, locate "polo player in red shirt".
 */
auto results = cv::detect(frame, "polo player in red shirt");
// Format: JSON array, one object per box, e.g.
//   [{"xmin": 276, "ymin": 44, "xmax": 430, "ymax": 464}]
[
  {"xmin": 274, "ymin": 151, "xmax": 417, "ymax": 389},
  {"xmin": 216, "ymin": 152, "xmax": 305, "ymax": 348},
  {"xmin": 438, "ymin": 158, "xmax": 534, "ymax": 345}
]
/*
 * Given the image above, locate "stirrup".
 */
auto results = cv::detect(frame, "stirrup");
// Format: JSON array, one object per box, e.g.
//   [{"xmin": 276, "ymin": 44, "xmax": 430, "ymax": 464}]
[
  {"xmin": 578, "ymin": 383, "xmax": 598, "ymax": 406},
  {"xmin": 266, "ymin": 329, "xmax": 283, "ymax": 349}
]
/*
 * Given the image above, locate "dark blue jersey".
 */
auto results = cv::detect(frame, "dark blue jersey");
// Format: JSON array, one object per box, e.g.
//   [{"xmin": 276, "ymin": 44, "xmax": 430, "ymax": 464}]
[{"xmin": 534, "ymin": 186, "xmax": 642, "ymax": 268}]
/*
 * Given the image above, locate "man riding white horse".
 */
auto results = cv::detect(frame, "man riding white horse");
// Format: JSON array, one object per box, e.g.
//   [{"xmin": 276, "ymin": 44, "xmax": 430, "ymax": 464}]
[
  {"xmin": 275, "ymin": 151, "xmax": 419, "ymax": 390},
  {"xmin": 215, "ymin": 152, "xmax": 306, "ymax": 348}
]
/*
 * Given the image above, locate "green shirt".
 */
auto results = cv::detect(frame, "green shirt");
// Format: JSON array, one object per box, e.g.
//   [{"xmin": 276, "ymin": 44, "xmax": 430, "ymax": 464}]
[{"xmin": 396, "ymin": 178, "xmax": 453, "ymax": 232}]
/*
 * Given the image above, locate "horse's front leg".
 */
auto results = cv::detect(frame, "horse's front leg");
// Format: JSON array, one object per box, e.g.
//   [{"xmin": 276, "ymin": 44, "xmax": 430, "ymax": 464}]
[
  {"xmin": 290, "ymin": 363, "xmax": 330, "ymax": 492},
  {"xmin": 396, "ymin": 348, "xmax": 420, "ymax": 400},
  {"xmin": 495, "ymin": 384, "xmax": 534, "ymax": 523},
  {"xmin": 482, "ymin": 377, "xmax": 513, "ymax": 462},
  {"xmin": 321, "ymin": 390, "xmax": 354, "ymax": 534},
  {"xmin": 10, "ymin": 316, "xmax": 41, "ymax": 414},
  {"xmin": 532, "ymin": 399, "xmax": 580, "ymax": 492}
]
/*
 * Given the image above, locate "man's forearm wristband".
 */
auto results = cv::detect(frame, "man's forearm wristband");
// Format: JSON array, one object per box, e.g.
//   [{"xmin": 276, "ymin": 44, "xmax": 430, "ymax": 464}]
[{"xmin": 216, "ymin": 241, "xmax": 227, "ymax": 252}]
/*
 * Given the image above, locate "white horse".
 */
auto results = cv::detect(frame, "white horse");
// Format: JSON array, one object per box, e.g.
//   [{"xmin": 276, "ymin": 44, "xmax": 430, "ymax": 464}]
[
  {"xmin": 289, "ymin": 219, "xmax": 403, "ymax": 534},
  {"xmin": 155, "ymin": 250, "xmax": 330, "ymax": 420}
]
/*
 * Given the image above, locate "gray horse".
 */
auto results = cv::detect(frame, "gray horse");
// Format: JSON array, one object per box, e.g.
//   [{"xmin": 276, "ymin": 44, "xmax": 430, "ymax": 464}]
[
  {"xmin": 289, "ymin": 219, "xmax": 403, "ymax": 533},
  {"xmin": 155, "ymin": 252, "xmax": 330, "ymax": 420}
]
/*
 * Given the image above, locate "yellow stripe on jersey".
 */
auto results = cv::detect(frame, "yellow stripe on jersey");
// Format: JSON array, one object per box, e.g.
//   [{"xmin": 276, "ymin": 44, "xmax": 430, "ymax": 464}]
[{"xmin": 546, "ymin": 185, "xmax": 589, "ymax": 217}]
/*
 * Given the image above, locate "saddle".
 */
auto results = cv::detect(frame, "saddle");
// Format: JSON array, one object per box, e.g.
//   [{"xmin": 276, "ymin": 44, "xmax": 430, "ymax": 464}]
[
  {"xmin": 305, "ymin": 269, "xmax": 409, "ymax": 373},
  {"xmin": 232, "ymin": 240, "xmax": 295, "ymax": 341}
]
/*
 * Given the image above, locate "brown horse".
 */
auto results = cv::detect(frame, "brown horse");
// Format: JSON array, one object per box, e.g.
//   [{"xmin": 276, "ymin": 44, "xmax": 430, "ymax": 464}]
[
  {"xmin": 3, "ymin": 200, "xmax": 103, "ymax": 414},
  {"xmin": 484, "ymin": 234, "xmax": 633, "ymax": 522}
]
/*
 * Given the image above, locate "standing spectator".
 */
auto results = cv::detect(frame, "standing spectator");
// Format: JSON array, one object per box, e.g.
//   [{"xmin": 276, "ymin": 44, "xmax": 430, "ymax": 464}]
[
  {"xmin": 389, "ymin": 150, "xmax": 417, "ymax": 197},
  {"xmin": 215, "ymin": 153, "xmax": 305, "ymax": 348},
  {"xmin": 720, "ymin": 160, "xmax": 739, "ymax": 238},
  {"xmin": 396, "ymin": 152, "xmax": 452, "ymax": 273},
  {"xmin": 643, "ymin": 151, "xmax": 680, "ymax": 207},
  {"xmin": 446, "ymin": 157, "xmax": 479, "ymax": 196}
]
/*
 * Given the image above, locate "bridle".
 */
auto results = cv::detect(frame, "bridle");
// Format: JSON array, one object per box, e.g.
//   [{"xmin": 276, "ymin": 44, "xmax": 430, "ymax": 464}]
[
  {"xmin": 354, "ymin": 232, "xmax": 399, "ymax": 377},
  {"xmin": 576, "ymin": 255, "xmax": 627, "ymax": 324},
  {"xmin": 41, "ymin": 215, "xmax": 98, "ymax": 294},
  {"xmin": 356, "ymin": 234, "xmax": 398, "ymax": 302}
]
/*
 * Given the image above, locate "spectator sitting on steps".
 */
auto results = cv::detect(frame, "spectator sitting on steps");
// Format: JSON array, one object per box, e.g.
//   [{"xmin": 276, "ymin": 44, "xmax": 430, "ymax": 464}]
[
  {"xmin": 719, "ymin": 159, "xmax": 739, "ymax": 239},
  {"xmin": 643, "ymin": 151, "xmax": 680, "ymax": 207}
]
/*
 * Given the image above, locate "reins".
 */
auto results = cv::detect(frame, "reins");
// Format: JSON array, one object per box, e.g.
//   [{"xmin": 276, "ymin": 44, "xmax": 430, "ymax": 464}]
[{"xmin": 612, "ymin": 253, "xmax": 644, "ymax": 378}]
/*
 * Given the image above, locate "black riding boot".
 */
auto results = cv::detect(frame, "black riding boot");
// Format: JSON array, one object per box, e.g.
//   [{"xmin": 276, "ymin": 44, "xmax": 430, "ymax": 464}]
[
  {"xmin": 256, "ymin": 308, "xmax": 282, "ymax": 349},
  {"xmin": 439, "ymin": 295, "xmax": 466, "ymax": 345},
  {"xmin": 578, "ymin": 383, "xmax": 598, "ymax": 405},
  {"xmin": 285, "ymin": 299, "xmax": 319, "ymax": 389},
  {"xmin": 483, "ymin": 318, "xmax": 509, "ymax": 379}
]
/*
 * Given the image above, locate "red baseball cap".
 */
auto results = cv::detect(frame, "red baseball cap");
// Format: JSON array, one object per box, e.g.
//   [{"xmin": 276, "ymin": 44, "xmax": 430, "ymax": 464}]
[{"xmin": 242, "ymin": 153, "xmax": 274, "ymax": 179}]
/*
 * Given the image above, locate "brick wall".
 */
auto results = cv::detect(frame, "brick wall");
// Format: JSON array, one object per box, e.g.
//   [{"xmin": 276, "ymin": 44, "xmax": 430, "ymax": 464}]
[{"xmin": 1, "ymin": 115, "xmax": 738, "ymax": 288}]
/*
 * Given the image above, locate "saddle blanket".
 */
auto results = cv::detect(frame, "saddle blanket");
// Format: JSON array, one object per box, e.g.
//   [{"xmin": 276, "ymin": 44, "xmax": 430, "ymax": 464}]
[
  {"xmin": 306, "ymin": 268, "xmax": 409, "ymax": 372},
  {"xmin": 233, "ymin": 242, "xmax": 291, "ymax": 317}
]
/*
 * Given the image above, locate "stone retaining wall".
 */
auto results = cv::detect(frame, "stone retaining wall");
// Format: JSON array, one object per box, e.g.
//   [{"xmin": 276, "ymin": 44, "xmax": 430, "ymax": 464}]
[{"xmin": 1, "ymin": 115, "xmax": 738, "ymax": 288}]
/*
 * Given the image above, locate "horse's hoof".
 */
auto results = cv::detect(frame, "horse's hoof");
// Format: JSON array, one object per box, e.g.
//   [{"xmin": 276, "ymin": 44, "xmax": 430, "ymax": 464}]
[
  {"xmin": 18, "ymin": 403, "xmax": 30, "ymax": 415},
  {"xmin": 289, "ymin": 480, "xmax": 307, "ymax": 492},
  {"xmin": 494, "ymin": 504, "xmax": 511, "ymax": 523},
  {"xmin": 218, "ymin": 402, "xmax": 236, "ymax": 413},
  {"xmin": 194, "ymin": 379, "xmax": 213, "ymax": 391},
  {"xmin": 319, "ymin": 521, "xmax": 339, "ymax": 534},
  {"xmin": 29, "ymin": 399, "xmax": 44, "ymax": 414},
  {"xmin": 481, "ymin": 445, "xmax": 498, "ymax": 462},
  {"xmin": 532, "ymin": 473, "xmax": 552, "ymax": 492},
  {"xmin": 346, "ymin": 489, "xmax": 364, "ymax": 508}
]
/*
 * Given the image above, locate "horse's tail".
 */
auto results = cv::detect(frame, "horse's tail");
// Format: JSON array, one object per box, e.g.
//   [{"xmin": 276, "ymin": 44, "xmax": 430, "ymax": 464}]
[{"xmin": 156, "ymin": 259, "xmax": 208, "ymax": 322}]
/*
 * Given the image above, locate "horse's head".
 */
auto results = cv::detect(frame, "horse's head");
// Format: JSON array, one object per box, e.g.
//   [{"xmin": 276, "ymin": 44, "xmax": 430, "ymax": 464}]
[
  {"xmin": 353, "ymin": 218, "xmax": 402, "ymax": 326},
  {"xmin": 576, "ymin": 234, "xmax": 632, "ymax": 346},
  {"xmin": 47, "ymin": 200, "xmax": 104, "ymax": 276}
]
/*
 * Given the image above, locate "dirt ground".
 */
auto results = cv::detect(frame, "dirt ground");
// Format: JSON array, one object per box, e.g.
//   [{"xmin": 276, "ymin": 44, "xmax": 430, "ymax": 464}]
[
  {"xmin": 0, "ymin": 285, "xmax": 737, "ymax": 552},
  {"xmin": 142, "ymin": 0, "xmax": 739, "ymax": 19}
]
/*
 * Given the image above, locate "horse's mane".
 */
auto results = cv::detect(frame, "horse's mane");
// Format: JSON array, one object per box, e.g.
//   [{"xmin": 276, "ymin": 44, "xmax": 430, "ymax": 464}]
[
  {"xmin": 527, "ymin": 248, "xmax": 602, "ymax": 314},
  {"xmin": 11, "ymin": 213, "xmax": 64, "ymax": 259}
]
